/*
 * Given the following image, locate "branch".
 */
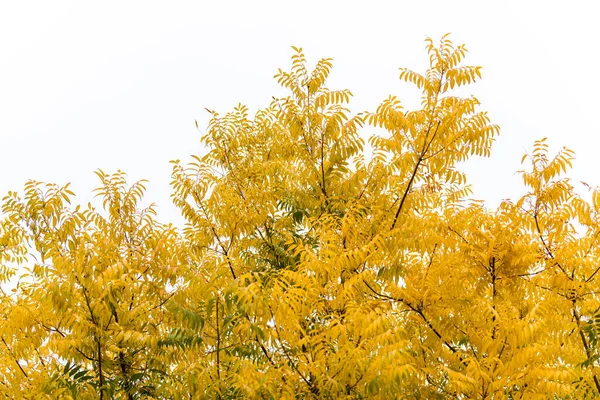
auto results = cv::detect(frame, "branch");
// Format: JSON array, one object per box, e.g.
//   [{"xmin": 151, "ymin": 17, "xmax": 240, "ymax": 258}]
[
  {"xmin": 572, "ymin": 301, "xmax": 600, "ymax": 394},
  {"xmin": 586, "ymin": 265, "xmax": 600, "ymax": 283},
  {"xmin": 390, "ymin": 121, "xmax": 441, "ymax": 230},
  {"xmin": 75, "ymin": 276, "xmax": 105, "ymax": 399},
  {"xmin": 147, "ymin": 291, "xmax": 176, "ymax": 313},
  {"xmin": 270, "ymin": 309, "xmax": 318, "ymax": 395},
  {"xmin": 215, "ymin": 297, "xmax": 220, "ymax": 380},
  {"xmin": 192, "ymin": 190, "xmax": 237, "ymax": 280},
  {"xmin": 1, "ymin": 336, "xmax": 28, "ymax": 378},
  {"xmin": 501, "ymin": 269, "xmax": 546, "ymax": 280},
  {"xmin": 533, "ymin": 212, "xmax": 570, "ymax": 277},
  {"xmin": 362, "ymin": 279, "xmax": 457, "ymax": 353}
]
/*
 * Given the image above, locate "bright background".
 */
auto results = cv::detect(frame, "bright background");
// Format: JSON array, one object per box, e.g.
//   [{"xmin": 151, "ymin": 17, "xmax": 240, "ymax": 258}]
[{"xmin": 1, "ymin": 1, "xmax": 598, "ymax": 226}]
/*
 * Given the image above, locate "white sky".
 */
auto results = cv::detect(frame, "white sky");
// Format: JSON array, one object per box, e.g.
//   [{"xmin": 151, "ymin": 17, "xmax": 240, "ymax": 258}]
[{"xmin": 1, "ymin": 1, "xmax": 599, "ymax": 227}]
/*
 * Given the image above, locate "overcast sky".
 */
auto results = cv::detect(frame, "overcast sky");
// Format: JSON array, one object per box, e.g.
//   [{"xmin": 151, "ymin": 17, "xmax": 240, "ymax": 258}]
[{"xmin": 1, "ymin": 1, "xmax": 598, "ymax": 226}]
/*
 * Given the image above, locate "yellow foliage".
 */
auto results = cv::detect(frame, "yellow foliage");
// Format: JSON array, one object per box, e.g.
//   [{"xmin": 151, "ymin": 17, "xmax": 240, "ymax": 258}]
[{"xmin": 1, "ymin": 35, "xmax": 599, "ymax": 399}]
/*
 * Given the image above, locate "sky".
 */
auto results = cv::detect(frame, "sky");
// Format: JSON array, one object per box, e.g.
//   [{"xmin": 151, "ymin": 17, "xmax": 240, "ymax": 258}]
[{"xmin": 1, "ymin": 1, "xmax": 599, "ymax": 227}]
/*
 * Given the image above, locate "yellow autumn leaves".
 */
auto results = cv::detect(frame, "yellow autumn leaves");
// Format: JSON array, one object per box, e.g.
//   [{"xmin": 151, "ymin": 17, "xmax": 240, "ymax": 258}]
[{"xmin": 1, "ymin": 36, "xmax": 599, "ymax": 399}]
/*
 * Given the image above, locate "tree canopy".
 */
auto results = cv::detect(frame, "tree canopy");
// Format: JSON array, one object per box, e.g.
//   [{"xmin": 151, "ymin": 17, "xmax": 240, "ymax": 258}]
[{"xmin": 2, "ymin": 35, "xmax": 600, "ymax": 399}]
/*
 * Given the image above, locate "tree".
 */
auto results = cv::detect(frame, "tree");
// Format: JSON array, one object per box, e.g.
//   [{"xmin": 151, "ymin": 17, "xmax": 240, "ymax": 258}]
[
  {"xmin": 1, "ymin": 35, "xmax": 599, "ymax": 398},
  {"xmin": 1, "ymin": 174, "xmax": 182, "ymax": 398}
]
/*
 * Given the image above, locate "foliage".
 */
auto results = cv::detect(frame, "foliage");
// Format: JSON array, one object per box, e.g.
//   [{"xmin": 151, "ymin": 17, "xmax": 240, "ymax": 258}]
[{"xmin": 2, "ymin": 35, "xmax": 599, "ymax": 398}]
